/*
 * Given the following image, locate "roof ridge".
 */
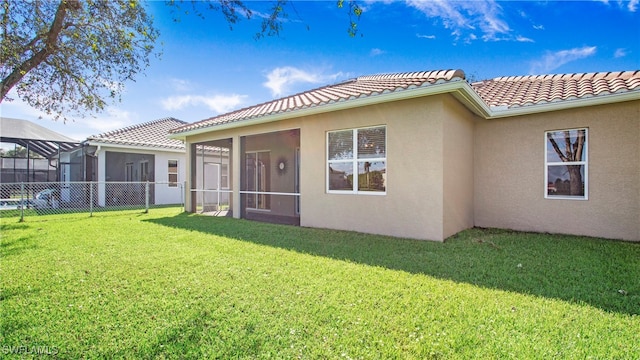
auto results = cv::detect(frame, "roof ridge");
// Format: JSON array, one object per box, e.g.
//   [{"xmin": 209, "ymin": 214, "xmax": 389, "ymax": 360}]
[
  {"xmin": 358, "ymin": 69, "xmax": 465, "ymax": 81},
  {"xmin": 489, "ymin": 70, "xmax": 640, "ymax": 82}
]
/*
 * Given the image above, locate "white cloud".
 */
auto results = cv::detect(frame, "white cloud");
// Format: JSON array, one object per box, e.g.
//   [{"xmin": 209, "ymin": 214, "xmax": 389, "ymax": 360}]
[
  {"xmin": 263, "ymin": 66, "xmax": 347, "ymax": 98},
  {"xmin": 0, "ymin": 93, "xmax": 136, "ymax": 140},
  {"xmin": 516, "ymin": 35, "xmax": 534, "ymax": 43},
  {"xmin": 416, "ymin": 33, "xmax": 436, "ymax": 39},
  {"xmin": 614, "ymin": 48, "xmax": 628, "ymax": 58},
  {"xmin": 169, "ymin": 78, "xmax": 192, "ymax": 93},
  {"xmin": 529, "ymin": 46, "xmax": 597, "ymax": 74},
  {"xmin": 533, "ymin": 24, "xmax": 545, "ymax": 30},
  {"xmin": 406, "ymin": 0, "xmax": 511, "ymax": 41},
  {"xmin": 370, "ymin": 48, "xmax": 386, "ymax": 56},
  {"xmin": 161, "ymin": 94, "xmax": 246, "ymax": 114},
  {"xmin": 80, "ymin": 107, "xmax": 136, "ymax": 135},
  {"xmin": 598, "ymin": 0, "xmax": 638, "ymax": 11}
]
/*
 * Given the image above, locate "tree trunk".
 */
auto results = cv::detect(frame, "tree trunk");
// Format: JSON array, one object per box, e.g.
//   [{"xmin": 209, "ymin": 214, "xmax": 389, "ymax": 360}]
[{"xmin": 567, "ymin": 165, "xmax": 583, "ymax": 196}]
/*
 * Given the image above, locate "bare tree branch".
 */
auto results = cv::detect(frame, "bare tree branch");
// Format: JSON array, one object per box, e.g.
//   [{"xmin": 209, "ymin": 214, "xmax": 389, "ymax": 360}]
[{"xmin": 547, "ymin": 133, "xmax": 570, "ymax": 162}]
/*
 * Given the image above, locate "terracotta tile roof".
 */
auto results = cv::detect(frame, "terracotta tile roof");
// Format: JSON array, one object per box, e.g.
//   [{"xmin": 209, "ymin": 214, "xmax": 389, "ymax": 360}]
[
  {"xmin": 471, "ymin": 71, "xmax": 640, "ymax": 109},
  {"xmin": 171, "ymin": 70, "xmax": 465, "ymax": 134},
  {"xmin": 170, "ymin": 69, "xmax": 640, "ymax": 135},
  {"xmin": 88, "ymin": 117, "xmax": 187, "ymax": 149}
]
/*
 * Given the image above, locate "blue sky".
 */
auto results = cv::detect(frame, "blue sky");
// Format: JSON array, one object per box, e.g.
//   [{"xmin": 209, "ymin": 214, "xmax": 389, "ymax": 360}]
[{"xmin": 1, "ymin": 0, "xmax": 639, "ymax": 145}]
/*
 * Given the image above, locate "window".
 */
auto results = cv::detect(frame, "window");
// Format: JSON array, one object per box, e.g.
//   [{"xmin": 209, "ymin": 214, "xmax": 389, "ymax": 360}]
[
  {"xmin": 168, "ymin": 160, "xmax": 178, "ymax": 187},
  {"xmin": 327, "ymin": 126, "xmax": 386, "ymax": 194},
  {"xmin": 545, "ymin": 128, "xmax": 588, "ymax": 199}
]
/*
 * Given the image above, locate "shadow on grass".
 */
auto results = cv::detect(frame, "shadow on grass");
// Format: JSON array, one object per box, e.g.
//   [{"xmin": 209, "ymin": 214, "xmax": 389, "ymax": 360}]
[
  {"xmin": 147, "ymin": 213, "xmax": 640, "ymax": 316},
  {"xmin": 0, "ymin": 223, "xmax": 39, "ymax": 257}
]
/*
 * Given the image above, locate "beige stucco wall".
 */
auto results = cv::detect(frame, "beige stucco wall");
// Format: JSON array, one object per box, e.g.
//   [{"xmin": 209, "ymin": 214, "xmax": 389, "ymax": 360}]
[
  {"xmin": 301, "ymin": 96, "xmax": 448, "ymax": 240},
  {"xmin": 474, "ymin": 100, "xmax": 640, "ymax": 241},
  {"xmin": 442, "ymin": 95, "xmax": 476, "ymax": 239}
]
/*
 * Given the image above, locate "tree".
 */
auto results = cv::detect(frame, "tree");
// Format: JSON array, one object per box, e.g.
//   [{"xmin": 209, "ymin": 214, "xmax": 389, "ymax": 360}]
[
  {"xmin": 1, "ymin": 0, "xmax": 159, "ymax": 121},
  {"xmin": 1, "ymin": 0, "xmax": 361, "ymax": 122},
  {"xmin": 547, "ymin": 129, "xmax": 585, "ymax": 196},
  {"xmin": 0, "ymin": 145, "xmax": 43, "ymax": 159}
]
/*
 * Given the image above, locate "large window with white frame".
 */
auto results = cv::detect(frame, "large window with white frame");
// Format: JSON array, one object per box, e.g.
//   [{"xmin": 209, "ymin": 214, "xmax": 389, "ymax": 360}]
[
  {"xmin": 545, "ymin": 128, "xmax": 588, "ymax": 199},
  {"xmin": 327, "ymin": 125, "xmax": 386, "ymax": 194}
]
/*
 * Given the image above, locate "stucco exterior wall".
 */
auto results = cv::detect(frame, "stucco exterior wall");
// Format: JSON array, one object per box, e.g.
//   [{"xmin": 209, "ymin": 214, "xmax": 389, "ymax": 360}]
[
  {"xmin": 301, "ymin": 96, "xmax": 447, "ymax": 240},
  {"xmin": 474, "ymin": 100, "xmax": 640, "ymax": 241},
  {"xmin": 442, "ymin": 95, "xmax": 476, "ymax": 239}
]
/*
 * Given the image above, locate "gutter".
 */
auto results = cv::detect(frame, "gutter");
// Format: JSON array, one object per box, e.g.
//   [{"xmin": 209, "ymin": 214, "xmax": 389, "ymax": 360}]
[{"xmin": 85, "ymin": 140, "xmax": 186, "ymax": 153}]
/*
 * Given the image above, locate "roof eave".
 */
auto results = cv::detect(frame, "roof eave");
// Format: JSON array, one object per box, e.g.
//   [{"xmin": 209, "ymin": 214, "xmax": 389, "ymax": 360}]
[{"xmin": 85, "ymin": 140, "xmax": 186, "ymax": 153}]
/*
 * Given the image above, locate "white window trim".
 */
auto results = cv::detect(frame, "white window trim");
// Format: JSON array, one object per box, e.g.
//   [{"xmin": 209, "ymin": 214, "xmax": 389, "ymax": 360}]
[
  {"xmin": 326, "ymin": 125, "xmax": 387, "ymax": 195},
  {"xmin": 544, "ymin": 128, "xmax": 588, "ymax": 200}
]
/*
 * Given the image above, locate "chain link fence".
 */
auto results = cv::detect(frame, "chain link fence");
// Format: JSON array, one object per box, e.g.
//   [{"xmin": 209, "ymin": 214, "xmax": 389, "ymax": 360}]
[{"xmin": 0, "ymin": 181, "xmax": 184, "ymax": 220}]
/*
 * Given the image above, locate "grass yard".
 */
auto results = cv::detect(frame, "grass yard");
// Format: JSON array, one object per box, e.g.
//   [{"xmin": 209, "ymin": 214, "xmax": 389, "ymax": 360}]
[{"xmin": 1, "ymin": 208, "xmax": 639, "ymax": 359}]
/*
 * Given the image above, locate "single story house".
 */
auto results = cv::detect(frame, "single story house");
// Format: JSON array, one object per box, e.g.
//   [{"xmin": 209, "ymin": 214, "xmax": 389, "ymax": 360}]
[
  {"xmin": 58, "ymin": 117, "xmax": 192, "ymax": 207},
  {"xmin": 169, "ymin": 70, "xmax": 639, "ymax": 242},
  {"xmin": 74, "ymin": 117, "xmax": 229, "ymax": 209}
]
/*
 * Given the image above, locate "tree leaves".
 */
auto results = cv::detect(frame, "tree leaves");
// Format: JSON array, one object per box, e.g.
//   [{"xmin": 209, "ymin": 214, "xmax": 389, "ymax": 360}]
[
  {"xmin": 0, "ymin": 0, "xmax": 160, "ymax": 122},
  {"xmin": 1, "ymin": 0, "xmax": 363, "ymax": 122}
]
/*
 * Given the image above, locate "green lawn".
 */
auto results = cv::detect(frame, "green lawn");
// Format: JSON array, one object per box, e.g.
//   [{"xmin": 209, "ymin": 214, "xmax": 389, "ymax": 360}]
[{"xmin": 1, "ymin": 208, "xmax": 639, "ymax": 359}]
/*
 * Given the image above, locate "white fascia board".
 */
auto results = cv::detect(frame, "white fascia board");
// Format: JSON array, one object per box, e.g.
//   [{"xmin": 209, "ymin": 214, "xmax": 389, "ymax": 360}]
[
  {"xmin": 85, "ymin": 141, "xmax": 186, "ymax": 153},
  {"xmin": 169, "ymin": 80, "xmax": 477, "ymax": 139},
  {"xmin": 450, "ymin": 82, "xmax": 493, "ymax": 118}
]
